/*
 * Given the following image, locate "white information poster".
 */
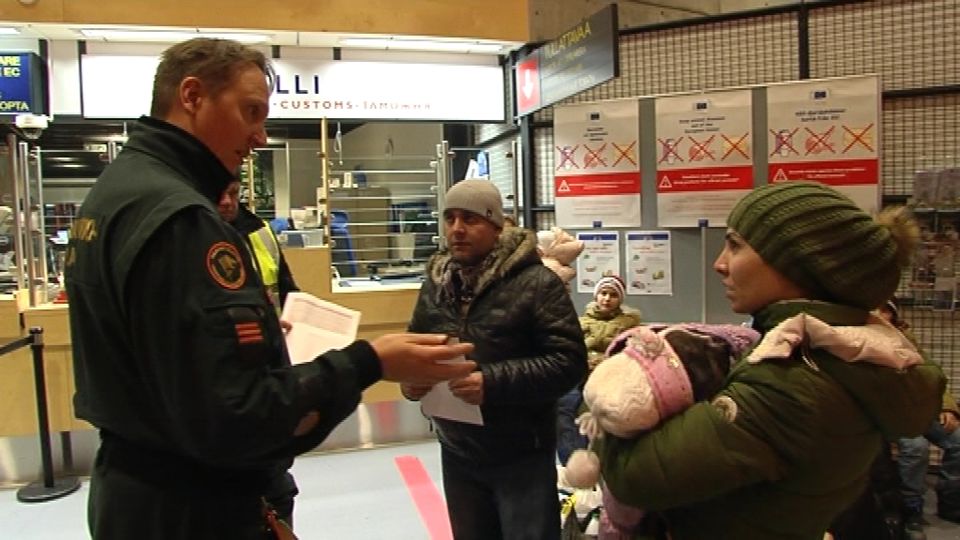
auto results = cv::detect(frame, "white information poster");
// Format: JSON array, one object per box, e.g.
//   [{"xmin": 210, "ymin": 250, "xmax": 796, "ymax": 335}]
[
  {"xmin": 655, "ymin": 89, "xmax": 754, "ymax": 228},
  {"xmin": 766, "ymin": 75, "xmax": 880, "ymax": 212},
  {"xmin": 554, "ymin": 100, "xmax": 642, "ymax": 228},
  {"xmin": 625, "ymin": 231, "xmax": 672, "ymax": 296},
  {"xmin": 575, "ymin": 231, "xmax": 621, "ymax": 294}
]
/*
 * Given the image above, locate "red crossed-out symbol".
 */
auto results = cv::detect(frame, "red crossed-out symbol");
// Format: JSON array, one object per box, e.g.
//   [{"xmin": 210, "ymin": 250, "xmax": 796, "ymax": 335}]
[
  {"xmin": 769, "ymin": 127, "xmax": 799, "ymax": 157},
  {"xmin": 555, "ymin": 145, "xmax": 579, "ymax": 170},
  {"xmin": 721, "ymin": 132, "xmax": 750, "ymax": 160},
  {"xmin": 583, "ymin": 143, "xmax": 607, "ymax": 168},
  {"xmin": 842, "ymin": 123, "xmax": 875, "ymax": 153},
  {"xmin": 688, "ymin": 135, "xmax": 716, "ymax": 161},
  {"xmin": 804, "ymin": 126, "xmax": 835, "ymax": 155},
  {"xmin": 657, "ymin": 138, "xmax": 683, "ymax": 164},
  {"xmin": 612, "ymin": 141, "xmax": 637, "ymax": 166}
]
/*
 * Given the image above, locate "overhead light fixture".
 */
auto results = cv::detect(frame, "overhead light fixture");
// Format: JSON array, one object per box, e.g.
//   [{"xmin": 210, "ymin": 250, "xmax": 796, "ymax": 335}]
[
  {"xmin": 339, "ymin": 37, "xmax": 504, "ymax": 54},
  {"xmin": 0, "ymin": 27, "xmax": 22, "ymax": 36},
  {"xmin": 78, "ymin": 28, "xmax": 271, "ymax": 44}
]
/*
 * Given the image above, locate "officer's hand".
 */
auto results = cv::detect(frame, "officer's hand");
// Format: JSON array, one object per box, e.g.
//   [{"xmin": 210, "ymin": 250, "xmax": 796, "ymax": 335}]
[
  {"xmin": 400, "ymin": 383, "xmax": 434, "ymax": 401},
  {"xmin": 292, "ymin": 411, "xmax": 319, "ymax": 436},
  {"xmin": 372, "ymin": 333, "xmax": 475, "ymax": 385},
  {"xmin": 280, "ymin": 320, "xmax": 293, "ymax": 334},
  {"xmin": 942, "ymin": 411, "xmax": 960, "ymax": 433},
  {"xmin": 449, "ymin": 371, "xmax": 484, "ymax": 405}
]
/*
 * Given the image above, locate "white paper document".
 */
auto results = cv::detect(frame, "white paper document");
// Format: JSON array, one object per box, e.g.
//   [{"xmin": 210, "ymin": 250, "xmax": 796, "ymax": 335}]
[
  {"xmin": 281, "ymin": 292, "xmax": 360, "ymax": 365},
  {"xmin": 420, "ymin": 341, "xmax": 484, "ymax": 426},
  {"xmin": 421, "ymin": 382, "xmax": 485, "ymax": 426}
]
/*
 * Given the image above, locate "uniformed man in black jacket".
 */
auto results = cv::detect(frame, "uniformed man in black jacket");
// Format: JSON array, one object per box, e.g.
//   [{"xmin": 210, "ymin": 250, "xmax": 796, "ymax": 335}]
[{"xmin": 64, "ymin": 37, "xmax": 474, "ymax": 540}]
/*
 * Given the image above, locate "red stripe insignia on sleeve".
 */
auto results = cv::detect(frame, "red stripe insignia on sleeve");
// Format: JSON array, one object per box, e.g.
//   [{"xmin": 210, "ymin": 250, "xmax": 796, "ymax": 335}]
[{"xmin": 235, "ymin": 321, "xmax": 264, "ymax": 345}]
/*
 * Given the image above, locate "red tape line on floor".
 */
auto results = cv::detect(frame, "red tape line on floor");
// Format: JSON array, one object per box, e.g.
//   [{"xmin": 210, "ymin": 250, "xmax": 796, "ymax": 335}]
[{"xmin": 395, "ymin": 455, "xmax": 453, "ymax": 540}]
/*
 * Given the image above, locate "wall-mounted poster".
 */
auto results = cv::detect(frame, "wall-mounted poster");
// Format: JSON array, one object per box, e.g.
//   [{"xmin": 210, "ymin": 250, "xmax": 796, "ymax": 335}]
[
  {"xmin": 625, "ymin": 231, "xmax": 672, "ymax": 295},
  {"xmin": 655, "ymin": 89, "xmax": 753, "ymax": 228},
  {"xmin": 554, "ymin": 100, "xmax": 641, "ymax": 228},
  {"xmin": 766, "ymin": 75, "xmax": 880, "ymax": 212},
  {"xmin": 575, "ymin": 231, "xmax": 621, "ymax": 294}
]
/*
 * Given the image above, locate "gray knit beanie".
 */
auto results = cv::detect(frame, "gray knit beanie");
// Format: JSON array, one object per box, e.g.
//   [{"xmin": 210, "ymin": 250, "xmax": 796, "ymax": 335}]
[
  {"xmin": 444, "ymin": 180, "xmax": 504, "ymax": 227},
  {"xmin": 727, "ymin": 181, "xmax": 900, "ymax": 310}
]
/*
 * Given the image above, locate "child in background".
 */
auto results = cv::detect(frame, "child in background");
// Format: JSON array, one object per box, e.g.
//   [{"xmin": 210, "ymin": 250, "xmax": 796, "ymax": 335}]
[
  {"xmin": 580, "ymin": 276, "xmax": 642, "ymax": 371},
  {"xmin": 536, "ymin": 227, "xmax": 583, "ymax": 290},
  {"xmin": 883, "ymin": 298, "xmax": 960, "ymax": 540},
  {"xmin": 557, "ymin": 275, "xmax": 640, "ymax": 467}
]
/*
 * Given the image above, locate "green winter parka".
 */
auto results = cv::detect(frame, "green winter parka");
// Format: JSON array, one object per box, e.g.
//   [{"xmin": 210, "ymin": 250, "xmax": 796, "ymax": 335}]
[{"xmin": 599, "ymin": 300, "xmax": 945, "ymax": 540}]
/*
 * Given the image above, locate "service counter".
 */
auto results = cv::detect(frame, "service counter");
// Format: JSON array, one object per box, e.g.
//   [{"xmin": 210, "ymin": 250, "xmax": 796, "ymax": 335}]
[
  {"xmin": 0, "ymin": 247, "xmax": 426, "ymax": 481},
  {"xmin": 283, "ymin": 246, "xmax": 423, "ymax": 403},
  {"xmin": 0, "ymin": 297, "xmax": 92, "ymax": 440}
]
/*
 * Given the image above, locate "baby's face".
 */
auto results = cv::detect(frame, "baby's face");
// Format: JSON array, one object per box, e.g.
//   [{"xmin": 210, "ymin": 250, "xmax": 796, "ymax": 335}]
[{"xmin": 595, "ymin": 287, "xmax": 622, "ymax": 313}]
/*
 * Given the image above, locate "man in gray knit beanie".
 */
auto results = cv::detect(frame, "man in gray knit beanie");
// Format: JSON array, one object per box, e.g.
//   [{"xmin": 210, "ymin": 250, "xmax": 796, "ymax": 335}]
[
  {"xmin": 404, "ymin": 179, "xmax": 586, "ymax": 540},
  {"xmin": 444, "ymin": 179, "xmax": 505, "ymax": 228}
]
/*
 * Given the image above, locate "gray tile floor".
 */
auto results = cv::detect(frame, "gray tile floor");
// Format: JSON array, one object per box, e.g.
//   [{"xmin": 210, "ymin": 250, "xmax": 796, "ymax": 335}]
[
  {"xmin": 1, "ymin": 440, "xmax": 958, "ymax": 539},
  {"xmin": 0, "ymin": 441, "xmax": 446, "ymax": 540},
  {"xmin": 921, "ymin": 479, "xmax": 960, "ymax": 540}
]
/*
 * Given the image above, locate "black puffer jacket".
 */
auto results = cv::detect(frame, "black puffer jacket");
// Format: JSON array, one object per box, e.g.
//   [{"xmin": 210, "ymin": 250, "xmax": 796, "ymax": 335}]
[{"xmin": 409, "ymin": 228, "xmax": 587, "ymax": 463}]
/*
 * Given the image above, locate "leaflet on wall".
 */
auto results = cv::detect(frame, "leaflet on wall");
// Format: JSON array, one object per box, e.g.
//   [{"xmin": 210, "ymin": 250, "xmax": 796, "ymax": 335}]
[
  {"xmin": 655, "ymin": 89, "xmax": 754, "ymax": 228},
  {"xmin": 575, "ymin": 231, "xmax": 621, "ymax": 294},
  {"xmin": 625, "ymin": 231, "xmax": 672, "ymax": 295},
  {"xmin": 554, "ymin": 100, "xmax": 641, "ymax": 228},
  {"xmin": 911, "ymin": 210, "xmax": 960, "ymax": 311},
  {"xmin": 766, "ymin": 75, "xmax": 880, "ymax": 213}
]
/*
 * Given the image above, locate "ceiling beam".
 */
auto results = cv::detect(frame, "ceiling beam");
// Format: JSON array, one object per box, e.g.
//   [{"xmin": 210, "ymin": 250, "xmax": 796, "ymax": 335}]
[{"xmin": 0, "ymin": 0, "xmax": 530, "ymax": 43}]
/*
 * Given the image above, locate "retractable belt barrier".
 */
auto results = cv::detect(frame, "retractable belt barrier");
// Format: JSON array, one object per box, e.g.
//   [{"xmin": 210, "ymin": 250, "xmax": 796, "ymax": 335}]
[{"xmin": 0, "ymin": 327, "xmax": 80, "ymax": 502}]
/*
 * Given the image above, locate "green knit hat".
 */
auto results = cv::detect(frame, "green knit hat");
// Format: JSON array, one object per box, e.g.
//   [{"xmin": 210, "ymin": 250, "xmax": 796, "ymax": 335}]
[{"xmin": 727, "ymin": 181, "xmax": 899, "ymax": 310}]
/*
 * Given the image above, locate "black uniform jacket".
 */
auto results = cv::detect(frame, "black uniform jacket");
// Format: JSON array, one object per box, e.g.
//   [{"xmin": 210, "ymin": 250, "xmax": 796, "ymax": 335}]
[{"xmin": 65, "ymin": 117, "xmax": 380, "ymax": 489}]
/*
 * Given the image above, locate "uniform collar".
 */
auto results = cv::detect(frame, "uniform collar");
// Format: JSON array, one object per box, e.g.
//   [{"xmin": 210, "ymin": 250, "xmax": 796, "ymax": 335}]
[{"xmin": 124, "ymin": 115, "xmax": 237, "ymax": 206}]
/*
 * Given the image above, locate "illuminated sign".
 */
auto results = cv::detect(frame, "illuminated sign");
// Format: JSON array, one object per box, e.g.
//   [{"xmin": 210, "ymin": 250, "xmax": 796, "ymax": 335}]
[
  {"xmin": 515, "ymin": 4, "xmax": 619, "ymax": 116},
  {"xmin": 81, "ymin": 56, "xmax": 505, "ymax": 122},
  {"xmin": 0, "ymin": 53, "xmax": 47, "ymax": 115}
]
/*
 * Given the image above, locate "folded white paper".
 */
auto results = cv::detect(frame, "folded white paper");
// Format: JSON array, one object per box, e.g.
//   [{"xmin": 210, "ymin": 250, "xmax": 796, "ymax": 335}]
[
  {"xmin": 281, "ymin": 291, "xmax": 360, "ymax": 365},
  {"xmin": 420, "ymin": 358, "xmax": 484, "ymax": 426}
]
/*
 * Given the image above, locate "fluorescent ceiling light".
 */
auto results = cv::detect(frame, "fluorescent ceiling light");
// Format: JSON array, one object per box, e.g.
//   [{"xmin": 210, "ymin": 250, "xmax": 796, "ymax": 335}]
[
  {"xmin": 0, "ymin": 27, "xmax": 22, "ymax": 36},
  {"xmin": 339, "ymin": 37, "xmax": 503, "ymax": 54},
  {"xmin": 78, "ymin": 28, "xmax": 271, "ymax": 44}
]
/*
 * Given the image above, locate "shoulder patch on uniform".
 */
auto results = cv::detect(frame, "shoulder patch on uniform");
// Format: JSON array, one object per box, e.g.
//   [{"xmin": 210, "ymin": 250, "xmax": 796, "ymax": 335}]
[
  {"xmin": 206, "ymin": 241, "xmax": 246, "ymax": 290},
  {"xmin": 711, "ymin": 395, "xmax": 739, "ymax": 423}
]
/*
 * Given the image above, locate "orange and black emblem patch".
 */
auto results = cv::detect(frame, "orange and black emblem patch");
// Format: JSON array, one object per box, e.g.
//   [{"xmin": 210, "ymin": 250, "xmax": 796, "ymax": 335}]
[{"xmin": 206, "ymin": 242, "xmax": 246, "ymax": 290}]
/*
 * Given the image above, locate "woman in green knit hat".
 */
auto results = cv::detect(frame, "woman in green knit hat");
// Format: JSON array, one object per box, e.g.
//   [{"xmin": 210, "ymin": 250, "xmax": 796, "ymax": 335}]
[{"xmin": 598, "ymin": 181, "xmax": 946, "ymax": 539}]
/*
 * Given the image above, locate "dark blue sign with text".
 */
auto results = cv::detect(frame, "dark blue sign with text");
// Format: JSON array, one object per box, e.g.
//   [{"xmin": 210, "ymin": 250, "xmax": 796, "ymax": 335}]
[
  {"xmin": 514, "ymin": 4, "xmax": 619, "ymax": 116},
  {"xmin": 0, "ymin": 53, "xmax": 47, "ymax": 116}
]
